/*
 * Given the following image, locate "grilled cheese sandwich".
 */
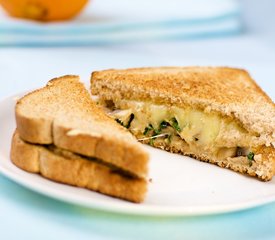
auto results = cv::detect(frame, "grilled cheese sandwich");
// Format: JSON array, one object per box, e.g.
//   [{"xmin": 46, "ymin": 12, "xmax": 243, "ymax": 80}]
[
  {"xmin": 91, "ymin": 66, "xmax": 275, "ymax": 181},
  {"xmin": 12, "ymin": 75, "xmax": 149, "ymax": 203}
]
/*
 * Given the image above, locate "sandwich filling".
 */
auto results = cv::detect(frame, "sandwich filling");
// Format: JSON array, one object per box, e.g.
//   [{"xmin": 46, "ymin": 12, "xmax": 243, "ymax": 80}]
[
  {"xmin": 101, "ymin": 99, "xmax": 259, "ymax": 165},
  {"xmin": 48, "ymin": 144, "xmax": 141, "ymax": 179}
]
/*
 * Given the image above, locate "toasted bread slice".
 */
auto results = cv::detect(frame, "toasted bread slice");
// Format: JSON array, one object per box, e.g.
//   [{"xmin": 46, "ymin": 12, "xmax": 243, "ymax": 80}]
[
  {"xmin": 91, "ymin": 67, "xmax": 275, "ymax": 180},
  {"xmin": 11, "ymin": 131, "xmax": 147, "ymax": 203},
  {"xmin": 15, "ymin": 75, "xmax": 148, "ymax": 178}
]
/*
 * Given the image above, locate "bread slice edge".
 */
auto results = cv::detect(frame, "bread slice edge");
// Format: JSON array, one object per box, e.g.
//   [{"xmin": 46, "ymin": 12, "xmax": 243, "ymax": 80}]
[
  {"xmin": 15, "ymin": 75, "xmax": 149, "ymax": 178},
  {"xmin": 149, "ymin": 138, "xmax": 275, "ymax": 181},
  {"xmin": 10, "ymin": 130, "xmax": 147, "ymax": 203}
]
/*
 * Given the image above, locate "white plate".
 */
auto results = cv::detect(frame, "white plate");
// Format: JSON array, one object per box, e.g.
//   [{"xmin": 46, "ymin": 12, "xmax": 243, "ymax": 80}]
[{"xmin": 1, "ymin": 93, "xmax": 275, "ymax": 216}]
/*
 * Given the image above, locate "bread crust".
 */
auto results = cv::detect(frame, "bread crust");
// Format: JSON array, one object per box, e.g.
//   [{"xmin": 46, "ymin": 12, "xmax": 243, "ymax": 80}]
[
  {"xmin": 15, "ymin": 75, "xmax": 149, "ymax": 178},
  {"xmin": 10, "ymin": 131, "xmax": 147, "ymax": 203},
  {"xmin": 91, "ymin": 66, "xmax": 275, "ymax": 180},
  {"xmin": 149, "ymin": 138, "xmax": 275, "ymax": 181},
  {"xmin": 15, "ymin": 114, "xmax": 53, "ymax": 144},
  {"xmin": 91, "ymin": 67, "xmax": 275, "ymax": 146}
]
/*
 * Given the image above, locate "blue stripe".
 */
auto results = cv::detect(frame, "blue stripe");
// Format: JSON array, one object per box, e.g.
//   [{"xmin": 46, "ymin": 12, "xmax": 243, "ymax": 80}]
[
  {"xmin": 0, "ymin": 12, "xmax": 240, "ymax": 35},
  {"xmin": 0, "ymin": 27, "xmax": 242, "ymax": 47}
]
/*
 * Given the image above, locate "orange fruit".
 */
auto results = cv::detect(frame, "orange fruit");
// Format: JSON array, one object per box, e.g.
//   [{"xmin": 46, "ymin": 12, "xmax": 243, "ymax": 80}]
[{"xmin": 0, "ymin": 0, "xmax": 89, "ymax": 22}]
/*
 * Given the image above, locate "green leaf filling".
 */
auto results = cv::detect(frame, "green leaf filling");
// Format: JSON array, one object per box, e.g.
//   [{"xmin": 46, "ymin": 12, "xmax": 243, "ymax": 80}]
[
  {"xmin": 247, "ymin": 152, "xmax": 255, "ymax": 166},
  {"xmin": 167, "ymin": 134, "xmax": 172, "ymax": 143},
  {"xmin": 153, "ymin": 128, "xmax": 161, "ymax": 136},
  {"xmin": 171, "ymin": 117, "xmax": 181, "ymax": 132},
  {"xmin": 144, "ymin": 121, "xmax": 169, "ymax": 136},
  {"xmin": 159, "ymin": 121, "xmax": 169, "ymax": 130},
  {"xmin": 143, "ymin": 124, "xmax": 153, "ymax": 135}
]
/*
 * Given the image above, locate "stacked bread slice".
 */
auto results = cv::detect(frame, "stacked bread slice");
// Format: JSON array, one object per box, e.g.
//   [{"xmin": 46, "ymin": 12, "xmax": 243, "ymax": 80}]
[{"xmin": 11, "ymin": 75, "xmax": 149, "ymax": 202}]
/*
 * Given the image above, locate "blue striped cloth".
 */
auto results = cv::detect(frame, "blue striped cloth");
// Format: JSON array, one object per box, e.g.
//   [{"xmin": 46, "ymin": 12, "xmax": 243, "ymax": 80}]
[{"xmin": 0, "ymin": 0, "xmax": 241, "ymax": 46}]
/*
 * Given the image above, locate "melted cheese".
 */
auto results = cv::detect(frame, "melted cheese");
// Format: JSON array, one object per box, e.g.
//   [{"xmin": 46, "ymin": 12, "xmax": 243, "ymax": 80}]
[{"xmin": 107, "ymin": 99, "xmax": 254, "ymax": 157}]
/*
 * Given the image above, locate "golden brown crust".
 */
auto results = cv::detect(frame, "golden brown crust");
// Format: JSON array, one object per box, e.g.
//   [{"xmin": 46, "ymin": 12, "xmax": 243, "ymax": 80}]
[
  {"xmin": 15, "ymin": 75, "xmax": 149, "ymax": 178},
  {"xmin": 53, "ymin": 120, "xmax": 148, "ymax": 178},
  {"xmin": 15, "ymin": 75, "xmax": 81, "ymax": 144},
  {"xmin": 10, "ymin": 131, "xmax": 40, "ymax": 172},
  {"xmin": 10, "ymin": 131, "xmax": 147, "ymax": 203},
  {"xmin": 150, "ymin": 138, "xmax": 275, "ymax": 181},
  {"xmin": 91, "ymin": 66, "xmax": 275, "ymax": 180},
  {"xmin": 15, "ymin": 114, "xmax": 53, "ymax": 144},
  {"xmin": 91, "ymin": 67, "xmax": 275, "ymax": 146}
]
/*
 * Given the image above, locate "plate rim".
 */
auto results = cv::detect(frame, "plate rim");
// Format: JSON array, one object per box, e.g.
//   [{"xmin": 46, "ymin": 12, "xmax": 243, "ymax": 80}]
[
  {"xmin": 1, "ymin": 93, "xmax": 275, "ymax": 217},
  {"xmin": 1, "ymin": 154, "xmax": 275, "ymax": 217}
]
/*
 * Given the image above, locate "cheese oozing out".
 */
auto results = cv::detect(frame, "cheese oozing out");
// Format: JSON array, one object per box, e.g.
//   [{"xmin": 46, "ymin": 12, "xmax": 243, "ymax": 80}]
[{"xmin": 102, "ymin": 99, "xmax": 256, "ymax": 160}]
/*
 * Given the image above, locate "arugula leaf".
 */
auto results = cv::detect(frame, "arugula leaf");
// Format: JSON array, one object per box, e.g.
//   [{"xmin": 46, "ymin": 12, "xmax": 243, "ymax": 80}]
[
  {"xmin": 166, "ymin": 134, "xmax": 172, "ymax": 143},
  {"xmin": 247, "ymin": 152, "xmax": 255, "ymax": 166},
  {"xmin": 143, "ymin": 124, "xmax": 153, "ymax": 135},
  {"xmin": 159, "ymin": 121, "xmax": 169, "ymax": 130},
  {"xmin": 171, "ymin": 117, "xmax": 181, "ymax": 132},
  {"xmin": 151, "ymin": 121, "xmax": 169, "ymax": 136},
  {"xmin": 153, "ymin": 128, "xmax": 161, "ymax": 136}
]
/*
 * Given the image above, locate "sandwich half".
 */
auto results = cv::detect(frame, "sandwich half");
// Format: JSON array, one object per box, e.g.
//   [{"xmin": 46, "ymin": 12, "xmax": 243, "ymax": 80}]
[
  {"xmin": 11, "ymin": 131, "xmax": 146, "ymax": 203},
  {"xmin": 91, "ymin": 67, "xmax": 275, "ymax": 181},
  {"xmin": 12, "ymin": 75, "xmax": 149, "ymax": 202}
]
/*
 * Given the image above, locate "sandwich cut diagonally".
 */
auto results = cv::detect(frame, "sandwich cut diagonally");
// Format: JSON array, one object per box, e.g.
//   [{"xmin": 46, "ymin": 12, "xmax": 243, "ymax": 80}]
[
  {"xmin": 12, "ymin": 75, "xmax": 149, "ymax": 202},
  {"xmin": 91, "ymin": 67, "xmax": 275, "ymax": 181}
]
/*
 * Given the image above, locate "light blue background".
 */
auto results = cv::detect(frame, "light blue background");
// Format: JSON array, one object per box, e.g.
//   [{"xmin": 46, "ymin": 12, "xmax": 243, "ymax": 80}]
[
  {"xmin": 0, "ymin": 0, "xmax": 241, "ymax": 46},
  {"xmin": 0, "ymin": 0, "xmax": 275, "ymax": 239}
]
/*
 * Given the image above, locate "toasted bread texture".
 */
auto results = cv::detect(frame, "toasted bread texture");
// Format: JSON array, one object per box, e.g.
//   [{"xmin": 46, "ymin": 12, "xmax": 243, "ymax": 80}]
[
  {"xmin": 91, "ymin": 67, "xmax": 275, "ymax": 147},
  {"xmin": 145, "ymin": 137, "xmax": 275, "ymax": 181},
  {"xmin": 10, "ymin": 131, "xmax": 147, "ymax": 203},
  {"xmin": 91, "ymin": 66, "xmax": 275, "ymax": 180},
  {"xmin": 15, "ymin": 75, "xmax": 148, "ymax": 178}
]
